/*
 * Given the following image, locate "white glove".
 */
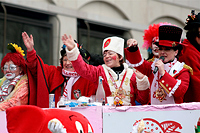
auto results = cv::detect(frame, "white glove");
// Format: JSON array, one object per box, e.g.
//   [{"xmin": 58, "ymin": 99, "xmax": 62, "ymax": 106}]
[
  {"xmin": 132, "ymin": 119, "xmax": 145, "ymax": 133},
  {"xmin": 48, "ymin": 118, "xmax": 67, "ymax": 133}
]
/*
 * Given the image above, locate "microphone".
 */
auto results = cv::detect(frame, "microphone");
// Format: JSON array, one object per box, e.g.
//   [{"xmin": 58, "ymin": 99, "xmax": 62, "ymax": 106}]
[{"xmin": 153, "ymin": 56, "xmax": 165, "ymax": 74}]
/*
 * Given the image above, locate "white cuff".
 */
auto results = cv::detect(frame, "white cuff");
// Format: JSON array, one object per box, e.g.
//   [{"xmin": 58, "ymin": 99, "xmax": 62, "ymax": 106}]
[
  {"xmin": 169, "ymin": 79, "xmax": 181, "ymax": 97},
  {"xmin": 65, "ymin": 44, "xmax": 80, "ymax": 61},
  {"xmin": 126, "ymin": 58, "xmax": 144, "ymax": 68},
  {"xmin": 136, "ymin": 75, "xmax": 150, "ymax": 90}
]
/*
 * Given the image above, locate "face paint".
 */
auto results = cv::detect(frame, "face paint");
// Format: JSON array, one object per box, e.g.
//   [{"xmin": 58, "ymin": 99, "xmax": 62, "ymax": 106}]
[
  {"xmin": 3, "ymin": 64, "xmax": 18, "ymax": 71},
  {"xmin": 112, "ymin": 55, "xmax": 117, "ymax": 60},
  {"xmin": 152, "ymin": 43, "xmax": 159, "ymax": 56},
  {"xmin": 5, "ymin": 73, "xmax": 16, "ymax": 80}
]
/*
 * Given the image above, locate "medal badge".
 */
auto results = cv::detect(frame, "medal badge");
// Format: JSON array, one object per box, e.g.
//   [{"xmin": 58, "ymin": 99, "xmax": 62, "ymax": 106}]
[
  {"xmin": 155, "ymin": 86, "xmax": 166, "ymax": 102},
  {"xmin": 114, "ymin": 87, "xmax": 126, "ymax": 99}
]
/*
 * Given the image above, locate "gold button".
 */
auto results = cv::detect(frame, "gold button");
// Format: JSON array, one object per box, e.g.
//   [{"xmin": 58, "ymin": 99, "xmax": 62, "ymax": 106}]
[
  {"xmin": 166, "ymin": 84, "xmax": 168, "ymax": 87},
  {"xmin": 162, "ymin": 80, "xmax": 165, "ymax": 83},
  {"xmin": 169, "ymin": 87, "xmax": 171, "ymax": 90}
]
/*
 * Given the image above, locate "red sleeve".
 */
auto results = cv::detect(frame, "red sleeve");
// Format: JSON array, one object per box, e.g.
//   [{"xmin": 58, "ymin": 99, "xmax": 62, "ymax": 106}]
[
  {"xmin": 124, "ymin": 47, "xmax": 153, "ymax": 77},
  {"xmin": 159, "ymin": 69, "xmax": 190, "ymax": 103},
  {"xmin": 71, "ymin": 54, "xmax": 101, "ymax": 83},
  {"xmin": 26, "ymin": 49, "xmax": 37, "ymax": 78},
  {"xmin": 130, "ymin": 74, "xmax": 149, "ymax": 105}
]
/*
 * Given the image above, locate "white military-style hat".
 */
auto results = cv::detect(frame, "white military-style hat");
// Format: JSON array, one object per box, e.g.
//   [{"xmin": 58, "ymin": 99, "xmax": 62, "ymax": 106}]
[{"xmin": 102, "ymin": 36, "xmax": 124, "ymax": 57}]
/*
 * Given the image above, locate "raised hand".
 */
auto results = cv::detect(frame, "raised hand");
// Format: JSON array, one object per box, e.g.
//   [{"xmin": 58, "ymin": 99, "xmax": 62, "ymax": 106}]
[
  {"xmin": 61, "ymin": 34, "xmax": 76, "ymax": 51},
  {"xmin": 134, "ymin": 69, "xmax": 145, "ymax": 79},
  {"xmin": 22, "ymin": 32, "xmax": 34, "ymax": 51},
  {"xmin": 127, "ymin": 38, "xmax": 138, "ymax": 47}
]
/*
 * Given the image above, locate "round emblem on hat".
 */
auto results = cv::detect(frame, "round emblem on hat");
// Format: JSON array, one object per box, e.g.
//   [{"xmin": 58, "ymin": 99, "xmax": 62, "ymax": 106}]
[
  {"xmin": 172, "ymin": 42, "xmax": 176, "ymax": 47},
  {"xmin": 103, "ymin": 39, "xmax": 111, "ymax": 48}
]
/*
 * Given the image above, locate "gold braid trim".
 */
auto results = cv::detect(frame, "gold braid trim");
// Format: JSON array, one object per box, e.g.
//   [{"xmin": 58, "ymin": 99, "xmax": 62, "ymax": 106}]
[
  {"xmin": 159, "ymin": 82, "xmax": 170, "ymax": 94},
  {"xmin": 183, "ymin": 64, "xmax": 193, "ymax": 75},
  {"xmin": 147, "ymin": 57, "xmax": 155, "ymax": 62}
]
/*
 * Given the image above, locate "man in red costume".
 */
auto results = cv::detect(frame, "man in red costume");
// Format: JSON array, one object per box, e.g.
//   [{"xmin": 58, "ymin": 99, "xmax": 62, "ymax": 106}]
[
  {"xmin": 179, "ymin": 10, "xmax": 200, "ymax": 102},
  {"xmin": 22, "ymin": 32, "xmax": 97, "ymax": 108}
]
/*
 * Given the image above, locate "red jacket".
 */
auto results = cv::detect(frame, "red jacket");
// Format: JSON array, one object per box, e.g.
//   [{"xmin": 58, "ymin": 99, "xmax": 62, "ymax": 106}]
[
  {"xmin": 179, "ymin": 39, "xmax": 200, "ymax": 102},
  {"xmin": 71, "ymin": 54, "xmax": 149, "ymax": 105},
  {"xmin": 125, "ymin": 47, "xmax": 190, "ymax": 104},
  {"xmin": 26, "ymin": 49, "xmax": 97, "ymax": 108}
]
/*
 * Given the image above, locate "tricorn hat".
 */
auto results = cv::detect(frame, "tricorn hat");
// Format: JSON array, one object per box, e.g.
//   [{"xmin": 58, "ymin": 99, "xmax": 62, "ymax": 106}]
[
  {"xmin": 158, "ymin": 25, "xmax": 183, "ymax": 47},
  {"xmin": 184, "ymin": 10, "xmax": 200, "ymax": 30}
]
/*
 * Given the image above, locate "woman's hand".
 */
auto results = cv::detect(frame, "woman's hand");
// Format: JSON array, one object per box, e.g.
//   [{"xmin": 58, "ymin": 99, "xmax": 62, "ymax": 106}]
[
  {"xmin": 22, "ymin": 32, "xmax": 34, "ymax": 52},
  {"xmin": 134, "ymin": 69, "xmax": 145, "ymax": 79},
  {"xmin": 127, "ymin": 38, "xmax": 138, "ymax": 47},
  {"xmin": 61, "ymin": 34, "xmax": 76, "ymax": 51},
  {"xmin": 155, "ymin": 60, "xmax": 165, "ymax": 76}
]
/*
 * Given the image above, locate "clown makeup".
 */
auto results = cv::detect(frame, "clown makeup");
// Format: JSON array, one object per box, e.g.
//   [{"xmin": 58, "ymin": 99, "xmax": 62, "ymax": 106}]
[
  {"xmin": 5, "ymin": 73, "xmax": 16, "ymax": 80},
  {"xmin": 3, "ymin": 64, "xmax": 18, "ymax": 71},
  {"xmin": 3, "ymin": 61, "xmax": 22, "ymax": 80},
  {"xmin": 152, "ymin": 43, "xmax": 159, "ymax": 57}
]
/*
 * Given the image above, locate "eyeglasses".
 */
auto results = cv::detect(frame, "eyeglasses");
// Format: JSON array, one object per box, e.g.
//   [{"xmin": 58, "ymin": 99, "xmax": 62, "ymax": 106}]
[
  {"xmin": 103, "ymin": 51, "xmax": 116, "ymax": 57},
  {"xmin": 2, "ymin": 64, "xmax": 18, "ymax": 71}
]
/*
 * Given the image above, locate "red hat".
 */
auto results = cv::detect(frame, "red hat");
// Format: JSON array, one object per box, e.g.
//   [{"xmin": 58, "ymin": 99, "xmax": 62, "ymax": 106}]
[
  {"xmin": 142, "ymin": 22, "xmax": 175, "ymax": 50},
  {"xmin": 6, "ymin": 105, "xmax": 94, "ymax": 133},
  {"xmin": 158, "ymin": 25, "xmax": 182, "ymax": 47},
  {"xmin": 1, "ymin": 43, "xmax": 26, "ymax": 74}
]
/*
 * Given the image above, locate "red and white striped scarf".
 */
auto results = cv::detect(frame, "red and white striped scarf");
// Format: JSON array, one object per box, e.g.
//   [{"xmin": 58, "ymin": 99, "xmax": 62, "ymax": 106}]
[
  {"xmin": 62, "ymin": 69, "xmax": 80, "ymax": 100},
  {"xmin": 0, "ymin": 74, "xmax": 23, "ymax": 102}
]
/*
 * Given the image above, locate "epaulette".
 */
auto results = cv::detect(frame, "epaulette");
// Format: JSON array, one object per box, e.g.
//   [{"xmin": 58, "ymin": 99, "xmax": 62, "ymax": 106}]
[
  {"xmin": 183, "ymin": 64, "xmax": 193, "ymax": 75},
  {"xmin": 147, "ymin": 57, "xmax": 155, "ymax": 62}
]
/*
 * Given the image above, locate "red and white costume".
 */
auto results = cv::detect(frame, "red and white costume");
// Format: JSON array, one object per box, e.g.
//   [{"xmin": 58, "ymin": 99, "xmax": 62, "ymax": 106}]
[
  {"xmin": 179, "ymin": 39, "xmax": 200, "ymax": 102},
  {"xmin": 125, "ymin": 46, "xmax": 190, "ymax": 105},
  {"xmin": 26, "ymin": 49, "xmax": 97, "ymax": 108},
  {"xmin": 66, "ymin": 45, "xmax": 149, "ymax": 106}
]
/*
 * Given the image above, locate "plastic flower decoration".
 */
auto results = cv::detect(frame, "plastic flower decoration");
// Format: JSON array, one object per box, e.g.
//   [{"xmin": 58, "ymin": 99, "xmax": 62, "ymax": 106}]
[{"xmin": 7, "ymin": 43, "xmax": 25, "ymax": 56}]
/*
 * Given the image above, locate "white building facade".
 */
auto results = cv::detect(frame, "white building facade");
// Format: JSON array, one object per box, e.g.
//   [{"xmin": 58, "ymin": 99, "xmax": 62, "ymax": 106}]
[{"xmin": 0, "ymin": 0, "xmax": 199, "ymax": 71}]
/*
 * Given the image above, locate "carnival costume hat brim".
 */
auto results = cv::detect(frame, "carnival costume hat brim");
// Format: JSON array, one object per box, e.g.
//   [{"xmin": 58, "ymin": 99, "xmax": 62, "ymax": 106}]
[
  {"xmin": 158, "ymin": 25, "xmax": 183, "ymax": 48},
  {"xmin": 1, "ymin": 43, "xmax": 26, "ymax": 74},
  {"xmin": 184, "ymin": 10, "xmax": 200, "ymax": 30}
]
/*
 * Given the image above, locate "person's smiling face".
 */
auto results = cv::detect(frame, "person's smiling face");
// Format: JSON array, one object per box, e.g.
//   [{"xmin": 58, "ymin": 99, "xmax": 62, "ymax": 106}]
[
  {"xmin": 62, "ymin": 56, "xmax": 75, "ymax": 72},
  {"xmin": 103, "ymin": 50, "xmax": 122, "ymax": 68}
]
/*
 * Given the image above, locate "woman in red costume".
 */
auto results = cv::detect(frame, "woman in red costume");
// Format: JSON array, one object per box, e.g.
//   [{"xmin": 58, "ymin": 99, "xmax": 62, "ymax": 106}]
[
  {"xmin": 125, "ymin": 25, "xmax": 192, "ymax": 105},
  {"xmin": 22, "ymin": 32, "xmax": 97, "ymax": 108},
  {"xmin": 179, "ymin": 10, "xmax": 200, "ymax": 102},
  {"xmin": 61, "ymin": 34, "xmax": 150, "ymax": 106}
]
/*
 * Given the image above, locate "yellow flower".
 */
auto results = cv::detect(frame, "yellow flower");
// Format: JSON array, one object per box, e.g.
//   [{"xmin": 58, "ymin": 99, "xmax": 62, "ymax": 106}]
[{"xmin": 8, "ymin": 43, "xmax": 25, "ymax": 56}]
